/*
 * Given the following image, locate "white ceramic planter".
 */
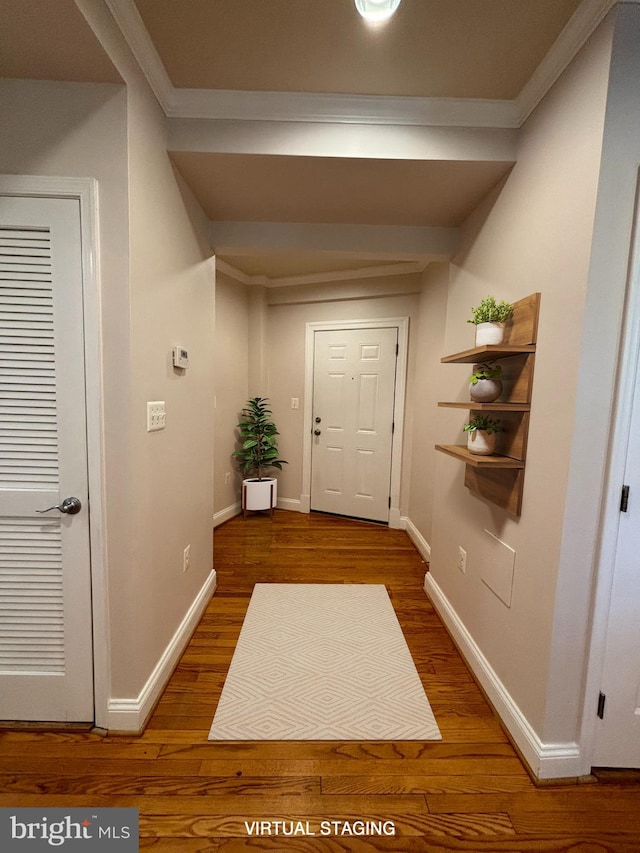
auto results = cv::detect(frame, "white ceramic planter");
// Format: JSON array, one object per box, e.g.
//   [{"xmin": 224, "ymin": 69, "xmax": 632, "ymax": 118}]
[
  {"xmin": 242, "ymin": 477, "xmax": 277, "ymax": 514},
  {"xmin": 467, "ymin": 429, "xmax": 496, "ymax": 456},
  {"xmin": 475, "ymin": 322, "xmax": 505, "ymax": 346},
  {"xmin": 469, "ymin": 378, "xmax": 502, "ymax": 403}
]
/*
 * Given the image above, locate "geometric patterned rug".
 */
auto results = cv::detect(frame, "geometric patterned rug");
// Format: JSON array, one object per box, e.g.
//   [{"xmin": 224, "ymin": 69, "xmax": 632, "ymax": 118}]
[{"xmin": 208, "ymin": 583, "xmax": 441, "ymax": 740}]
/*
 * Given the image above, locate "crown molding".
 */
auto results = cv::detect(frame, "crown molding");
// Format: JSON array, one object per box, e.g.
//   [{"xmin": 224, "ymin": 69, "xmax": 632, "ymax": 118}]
[
  {"xmin": 267, "ymin": 260, "xmax": 428, "ymax": 288},
  {"xmin": 171, "ymin": 89, "xmax": 519, "ymax": 128},
  {"xmin": 215, "ymin": 259, "xmax": 255, "ymax": 286},
  {"xmin": 104, "ymin": 0, "xmax": 175, "ymax": 113},
  {"xmin": 516, "ymin": 0, "xmax": 617, "ymax": 124},
  {"xmin": 106, "ymin": 0, "xmax": 617, "ymax": 129},
  {"xmin": 215, "ymin": 258, "xmax": 428, "ymax": 289}
]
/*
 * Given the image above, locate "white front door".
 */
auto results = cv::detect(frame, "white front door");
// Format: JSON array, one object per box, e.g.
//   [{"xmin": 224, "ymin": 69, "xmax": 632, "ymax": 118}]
[
  {"xmin": 311, "ymin": 327, "xmax": 398, "ymax": 523},
  {"xmin": 592, "ymin": 352, "xmax": 640, "ymax": 767},
  {"xmin": 0, "ymin": 194, "xmax": 94, "ymax": 721}
]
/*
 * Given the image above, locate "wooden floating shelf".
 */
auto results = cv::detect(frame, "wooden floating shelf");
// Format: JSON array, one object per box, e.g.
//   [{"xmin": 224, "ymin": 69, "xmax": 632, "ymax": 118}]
[
  {"xmin": 435, "ymin": 444, "xmax": 525, "ymax": 469},
  {"xmin": 441, "ymin": 344, "xmax": 535, "ymax": 364},
  {"xmin": 438, "ymin": 402, "xmax": 531, "ymax": 411},
  {"xmin": 436, "ymin": 293, "xmax": 540, "ymax": 515}
]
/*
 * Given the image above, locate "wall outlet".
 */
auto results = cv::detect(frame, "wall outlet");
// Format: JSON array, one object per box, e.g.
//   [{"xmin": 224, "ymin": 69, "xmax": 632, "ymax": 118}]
[
  {"xmin": 224, "ymin": 472, "xmax": 231, "ymax": 485},
  {"xmin": 183, "ymin": 545, "xmax": 191, "ymax": 573},
  {"xmin": 147, "ymin": 401, "xmax": 166, "ymax": 432},
  {"xmin": 457, "ymin": 546, "xmax": 467, "ymax": 574}
]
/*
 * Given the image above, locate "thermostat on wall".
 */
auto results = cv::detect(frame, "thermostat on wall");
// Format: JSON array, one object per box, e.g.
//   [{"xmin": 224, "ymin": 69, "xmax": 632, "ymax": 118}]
[{"xmin": 172, "ymin": 346, "xmax": 189, "ymax": 369}]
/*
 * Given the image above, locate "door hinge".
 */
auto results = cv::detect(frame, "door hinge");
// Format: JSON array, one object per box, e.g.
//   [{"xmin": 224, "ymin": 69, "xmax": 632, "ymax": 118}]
[
  {"xmin": 396, "ymin": 343, "xmax": 399, "ymax": 356},
  {"xmin": 620, "ymin": 485, "xmax": 630, "ymax": 512},
  {"xmin": 388, "ymin": 495, "xmax": 392, "ymax": 509},
  {"xmin": 597, "ymin": 691, "xmax": 606, "ymax": 719},
  {"xmin": 392, "ymin": 421, "xmax": 395, "ymax": 434}
]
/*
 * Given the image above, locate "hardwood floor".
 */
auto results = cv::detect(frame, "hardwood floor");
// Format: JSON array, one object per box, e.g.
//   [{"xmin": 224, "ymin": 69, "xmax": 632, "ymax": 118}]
[{"xmin": 1, "ymin": 510, "xmax": 639, "ymax": 851}]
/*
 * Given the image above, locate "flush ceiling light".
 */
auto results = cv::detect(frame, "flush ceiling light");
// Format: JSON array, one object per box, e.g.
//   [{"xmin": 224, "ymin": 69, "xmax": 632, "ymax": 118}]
[{"xmin": 354, "ymin": 0, "xmax": 403, "ymax": 23}]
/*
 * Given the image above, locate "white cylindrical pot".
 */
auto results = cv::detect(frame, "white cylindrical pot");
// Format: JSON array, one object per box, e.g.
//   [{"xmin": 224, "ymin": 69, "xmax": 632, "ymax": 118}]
[
  {"xmin": 467, "ymin": 430, "xmax": 496, "ymax": 456},
  {"xmin": 469, "ymin": 379, "xmax": 502, "ymax": 403},
  {"xmin": 475, "ymin": 322, "xmax": 505, "ymax": 346},
  {"xmin": 242, "ymin": 477, "xmax": 277, "ymax": 510}
]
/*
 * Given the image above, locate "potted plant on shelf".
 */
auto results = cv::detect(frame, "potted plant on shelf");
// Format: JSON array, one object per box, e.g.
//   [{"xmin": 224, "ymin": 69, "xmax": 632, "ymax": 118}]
[
  {"xmin": 233, "ymin": 397, "xmax": 288, "ymax": 516},
  {"xmin": 468, "ymin": 362, "xmax": 503, "ymax": 403},
  {"xmin": 463, "ymin": 415, "xmax": 501, "ymax": 456},
  {"xmin": 467, "ymin": 296, "xmax": 513, "ymax": 346}
]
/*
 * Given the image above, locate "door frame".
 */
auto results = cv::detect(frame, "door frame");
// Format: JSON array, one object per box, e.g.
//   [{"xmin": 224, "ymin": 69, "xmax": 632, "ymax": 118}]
[
  {"xmin": 579, "ymin": 185, "xmax": 640, "ymax": 770},
  {"xmin": 0, "ymin": 174, "xmax": 109, "ymax": 727},
  {"xmin": 301, "ymin": 317, "xmax": 409, "ymax": 528}
]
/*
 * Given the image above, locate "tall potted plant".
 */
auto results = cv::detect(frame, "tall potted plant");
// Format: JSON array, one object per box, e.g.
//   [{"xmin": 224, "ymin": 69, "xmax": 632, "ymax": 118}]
[{"xmin": 233, "ymin": 397, "xmax": 287, "ymax": 515}]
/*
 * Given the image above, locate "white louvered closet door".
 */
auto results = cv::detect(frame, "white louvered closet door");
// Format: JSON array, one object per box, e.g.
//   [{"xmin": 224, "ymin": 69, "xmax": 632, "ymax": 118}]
[{"xmin": 0, "ymin": 194, "xmax": 93, "ymax": 721}]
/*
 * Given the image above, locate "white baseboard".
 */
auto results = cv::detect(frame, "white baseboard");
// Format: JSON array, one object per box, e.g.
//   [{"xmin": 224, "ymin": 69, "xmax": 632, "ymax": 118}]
[
  {"xmin": 214, "ymin": 498, "xmax": 304, "ymax": 521},
  {"xmin": 106, "ymin": 569, "xmax": 217, "ymax": 732},
  {"xmin": 424, "ymin": 572, "xmax": 583, "ymax": 781},
  {"xmin": 213, "ymin": 502, "xmax": 241, "ymax": 527},
  {"xmin": 404, "ymin": 518, "xmax": 431, "ymax": 561},
  {"xmin": 277, "ymin": 497, "xmax": 304, "ymax": 512}
]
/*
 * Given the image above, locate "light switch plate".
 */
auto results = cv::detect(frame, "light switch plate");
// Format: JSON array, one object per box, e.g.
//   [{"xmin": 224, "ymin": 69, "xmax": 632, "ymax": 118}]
[{"xmin": 147, "ymin": 401, "xmax": 166, "ymax": 432}]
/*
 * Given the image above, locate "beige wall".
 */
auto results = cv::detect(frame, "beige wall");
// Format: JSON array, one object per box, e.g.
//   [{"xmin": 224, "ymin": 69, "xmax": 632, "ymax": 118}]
[
  {"xmin": 214, "ymin": 271, "xmax": 250, "ymax": 513},
  {"xmin": 266, "ymin": 275, "xmax": 422, "ymax": 513},
  {"xmin": 1, "ymin": 12, "xmax": 216, "ymax": 704},
  {"xmin": 124, "ymin": 67, "xmax": 215, "ymax": 699},
  {"xmin": 422, "ymin": 20, "xmax": 612, "ymax": 737},
  {"xmin": 408, "ymin": 264, "xmax": 450, "ymax": 546}
]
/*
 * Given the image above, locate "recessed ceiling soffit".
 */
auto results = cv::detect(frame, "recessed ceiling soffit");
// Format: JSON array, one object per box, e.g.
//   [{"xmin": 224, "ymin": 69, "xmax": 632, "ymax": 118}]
[{"xmin": 105, "ymin": 0, "xmax": 615, "ymax": 129}]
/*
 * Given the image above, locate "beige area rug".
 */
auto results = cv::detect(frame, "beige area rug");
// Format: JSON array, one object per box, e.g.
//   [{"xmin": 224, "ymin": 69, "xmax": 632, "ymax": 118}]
[{"xmin": 208, "ymin": 583, "xmax": 441, "ymax": 741}]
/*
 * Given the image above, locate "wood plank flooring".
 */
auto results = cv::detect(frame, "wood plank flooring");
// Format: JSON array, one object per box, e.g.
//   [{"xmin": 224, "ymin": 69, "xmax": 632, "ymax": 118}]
[{"xmin": 2, "ymin": 511, "xmax": 639, "ymax": 851}]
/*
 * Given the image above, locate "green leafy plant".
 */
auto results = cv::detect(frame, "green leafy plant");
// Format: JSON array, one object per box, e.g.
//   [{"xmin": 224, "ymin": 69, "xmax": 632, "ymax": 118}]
[
  {"xmin": 468, "ymin": 362, "xmax": 503, "ymax": 385},
  {"xmin": 463, "ymin": 415, "xmax": 501, "ymax": 435},
  {"xmin": 467, "ymin": 296, "xmax": 513, "ymax": 325},
  {"xmin": 232, "ymin": 397, "xmax": 288, "ymax": 481}
]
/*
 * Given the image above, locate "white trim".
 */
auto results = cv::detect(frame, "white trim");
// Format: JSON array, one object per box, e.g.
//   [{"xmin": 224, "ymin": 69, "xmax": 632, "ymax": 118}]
[
  {"xmin": 104, "ymin": 0, "xmax": 175, "ymax": 113},
  {"xmin": 213, "ymin": 498, "xmax": 303, "ymax": 522},
  {"xmin": 213, "ymin": 502, "xmax": 242, "ymax": 528},
  {"xmin": 264, "ymin": 262, "xmax": 427, "ymax": 289},
  {"xmin": 516, "ymin": 0, "xmax": 616, "ymax": 124},
  {"xmin": 277, "ymin": 497, "xmax": 304, "ymax": 513},
  {"xmin": 215, "ymin": 259, "xmax": 253, "ymax": 286},
  {"xmin": 104, "ymin": 0, "xmax": 614, "ymax": 130},
  {"xmin": 389, "ymin": 508, "xmax": 405, "ymax": 531},
  {"xmin": 216, "ymin": 258, "xmax": 428, "ymax": 289},
  {"xmin": 424, "ymin": 573, "xmax": 583, "ymax": 780},
  {"xmin": 106, "ymin": 569, "xmax": 217, "ymax": 732},
  {"xmin": 405, "ymin": 518, "xmax": 431, "ymax": 560},
  {"xmin": 579, "ymin": 175, "xmax": 640, "ymax": 770},
  {"xmin": 302, "ymin": 318, "xmax": 409, "ymax": 526},
  {"xmin": 0, "ymin": 174, "xmax": 110, "ymax": 728},
  {"xmin": 170, "ymin": 89, "xmax": 518, "ymax": 128},
  {"xmin": 299, "ymin": 493, "xmax": 311, "ymax": 514}
]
